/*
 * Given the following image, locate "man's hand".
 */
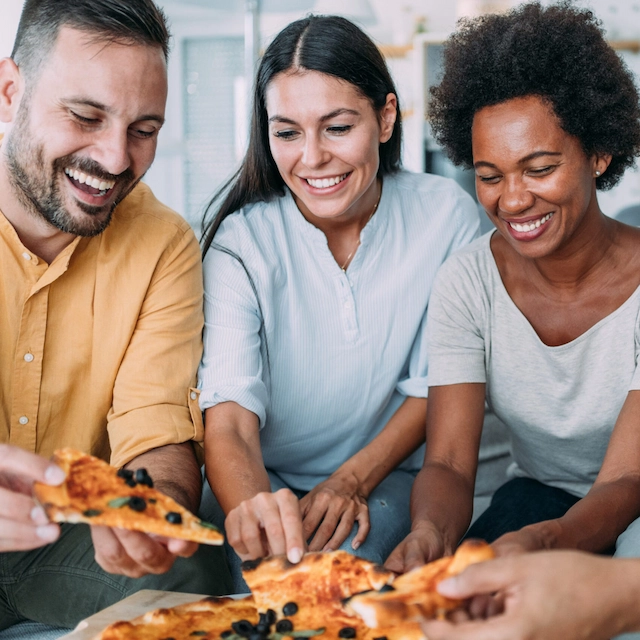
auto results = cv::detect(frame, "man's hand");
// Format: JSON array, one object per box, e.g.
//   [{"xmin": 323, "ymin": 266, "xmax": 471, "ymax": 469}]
[
  {"xmin": 0, "ymin": 444, "xmax": 64, "ymax": 551},
  {"xmin": 421, "ymin": 551, "xmax": 640, "ymax": 640},
  {"xmin": 384, "ymin": 521, "xmax": 447, "ymax": 573},
  {"xmin": 299, "ymin": 472, "xmax": 369, "ymax": 552},
  {"xmin": 91, "ymin": 526, "xmax": 197, "ymax": 578},
  {"xmin": 225, "ymin": 488, "xmax": 305, "ymax": 564}
]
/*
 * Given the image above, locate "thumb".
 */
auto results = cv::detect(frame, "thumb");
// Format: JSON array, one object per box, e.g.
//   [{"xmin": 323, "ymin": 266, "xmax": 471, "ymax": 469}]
[
  {"xmin": 0, "ymin": 445, "xmax": 65, "ymax": 486},
  {"xmin": 437, "ymin": 558, "xmax": 513, "ymax": 599}
]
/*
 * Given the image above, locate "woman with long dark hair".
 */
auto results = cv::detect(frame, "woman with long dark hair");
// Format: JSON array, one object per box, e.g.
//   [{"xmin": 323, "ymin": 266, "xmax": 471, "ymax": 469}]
[{"xmin": 199, "ymin": 15, "xmax": 478, "ymax": 587}]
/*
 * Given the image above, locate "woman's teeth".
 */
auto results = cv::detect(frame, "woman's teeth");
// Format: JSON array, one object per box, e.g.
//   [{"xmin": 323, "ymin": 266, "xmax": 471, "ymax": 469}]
[
  {"xmin": 64, "ymin": 167, "xmax": 115, "ymax": 193},
  {"xmin": 306, "ymin": 173, "xmax": 348, "ymax": 189},
  {"xmin": 509, "ymin": 212, "xmax": 553, "ymax": 233}
]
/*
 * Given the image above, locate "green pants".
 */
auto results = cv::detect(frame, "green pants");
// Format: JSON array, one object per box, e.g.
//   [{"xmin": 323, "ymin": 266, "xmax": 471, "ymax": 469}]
[{"xmin": 0, "ymin": 524, "xmax": 233, "ymax": 630}]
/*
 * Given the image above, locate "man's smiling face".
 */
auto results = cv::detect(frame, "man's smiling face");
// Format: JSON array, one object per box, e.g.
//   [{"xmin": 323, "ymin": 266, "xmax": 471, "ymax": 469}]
[{"xmin": 4, "ymin": 26, "xmax": 167, "ymax": 236}]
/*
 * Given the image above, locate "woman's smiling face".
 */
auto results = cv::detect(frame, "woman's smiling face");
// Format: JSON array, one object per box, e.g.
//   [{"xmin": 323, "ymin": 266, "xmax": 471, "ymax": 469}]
[
  {"xmin": 472, "ymin": 95, "xmax": 610, "ymax": 259},
  {"xmin": 265, "ymin": 70, "xmax": 396, "ymax": 224}
]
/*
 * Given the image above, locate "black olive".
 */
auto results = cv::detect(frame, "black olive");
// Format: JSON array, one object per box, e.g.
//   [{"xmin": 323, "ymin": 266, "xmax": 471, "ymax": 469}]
[
  {"xmin": 128, "ymin": 496, "xmax": 147, "ymax": 512},
  {"xmin": 240, "ymin": 558, "xmax": 263, "ymax": 571},
  {"xmin": 189, "ymin": 632, "xmax": 208, "ymax": 637},
  {"xmin": 220, "ymin": 631, "xmax": 233, "ymax": 638},
  {"xmin": 378, "ymin": 584, "xmax": 395, "ymax": 592},
  {"xmin": 338, "ymin": 627, "xmax": 357, "ymax": 638},
  {"xmin": 265, "ymin": 610, "xmax": 277, "ymax": 625},
  {"xmin": 83, "ymin": 509, "xmax": 102, "ymax": 517},
  {"xmin": 125, "ymin": 477, "xmax": 137, "ymax": 487},
  {"xmin": 165, "ymin": 512, "xmax": 183, "ymax": 525},
  {"xmin": 232, "ymin": 620, "xmax": 254, "ymax": 637},
  {"xmin": 255, "ymin": 622, "xmax": 270, "ymax": 635},
  {"xmin": 249, "ymin": 634, "xmax": 263, "ymax": 640},
  {"xmin": 117, "ymin": 468, "xmax": 134, "ymax": 479},
  {"xmin": 282, "ymin": 602, "xmax": 298, "ymax": 616},
  {"xmin": 373, "ymin": 636, "xmax": 389, "ymax": 640},
  {"xmin": 275, "ymin": 619, "xmax": 293, "ymax": 633}
]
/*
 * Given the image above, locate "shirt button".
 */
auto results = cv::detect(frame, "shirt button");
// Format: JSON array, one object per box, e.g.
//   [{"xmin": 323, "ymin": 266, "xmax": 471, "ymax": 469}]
[
  {"xmin": 22, "ymin": 252, "xmax": 32, "ymax": 261},
  {"xmin": 19, "ymin": 416, "xmax": 29, "ymax": 425},
  {"xmin": 24, "ymin": 353, "xmax": 34, "ymax": 363},
  {"xmin": 190, "ymin": 391, "xmax": 197, "ymax": 400}
]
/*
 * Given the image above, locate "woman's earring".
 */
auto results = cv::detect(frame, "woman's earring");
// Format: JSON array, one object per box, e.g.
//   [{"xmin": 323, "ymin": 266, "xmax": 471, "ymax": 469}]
[{"xmin": 595, "ymin": 170, "xmax": 601, "ymax": 177}]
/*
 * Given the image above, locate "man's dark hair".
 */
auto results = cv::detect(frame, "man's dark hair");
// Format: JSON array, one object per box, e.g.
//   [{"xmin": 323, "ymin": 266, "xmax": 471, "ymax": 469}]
[
  {"xmin": 11, "ymin": 0, "xmax": 171, "ymax": 82},
  {"xmin": 430, "ymin": 1, "xmax": 640, "ymax": 190}
]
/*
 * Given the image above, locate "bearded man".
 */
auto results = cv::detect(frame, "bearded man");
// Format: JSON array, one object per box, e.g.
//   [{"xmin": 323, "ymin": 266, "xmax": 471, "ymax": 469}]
[{"xmin": 0, "ymin": 0, "xmax": 231, "ymax": 629}]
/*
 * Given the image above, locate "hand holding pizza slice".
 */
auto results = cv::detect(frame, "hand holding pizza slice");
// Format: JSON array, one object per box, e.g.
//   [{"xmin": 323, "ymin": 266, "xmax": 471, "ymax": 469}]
[{"xmin": 33, "ymin": 448, "xmax": 223, "ymax": 545}]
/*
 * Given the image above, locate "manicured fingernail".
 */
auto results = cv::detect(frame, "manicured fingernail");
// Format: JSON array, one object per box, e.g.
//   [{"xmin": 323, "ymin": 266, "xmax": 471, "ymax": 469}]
[
  {"xmin": 322, "ymin": 546, "xmax": 333, "ymax": 553},
  {"xmin": 288, "ymin": 547, "xmax": 303, "ymax": 563},
  {"xmin": 31, "ymin": 506, "xmax": 47, "ymax": 525},
  {"xmin": 36, "ymin": 524, "xmax": 59, "ymax": 541},
  {"xmin": 352, "ymin": 541, "xmax": 360, "ymax": 550},
  {"xmin": 44, "ymin": 465, "xmax": 65, "ymax": 485}
]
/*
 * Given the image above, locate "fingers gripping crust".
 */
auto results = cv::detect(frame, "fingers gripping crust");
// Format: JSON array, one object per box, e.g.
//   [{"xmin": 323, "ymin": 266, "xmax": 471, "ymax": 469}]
[
  {"xmin": 33, "ymin": 448, "xmax": 223, "ymax": 545},
  {"xmin": 346, "ymin": 540, "xmax": 495, "ymax": 627}
]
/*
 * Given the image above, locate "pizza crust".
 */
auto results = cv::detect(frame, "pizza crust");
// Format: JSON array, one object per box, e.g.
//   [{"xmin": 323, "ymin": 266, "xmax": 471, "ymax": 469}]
[
  {"xmin": 34, "ymin": 448, "xmax": 223, "ymax": 545},
  {"xmin": 346, "ymin": 539, "xmax": 495, "ymax": 627}
]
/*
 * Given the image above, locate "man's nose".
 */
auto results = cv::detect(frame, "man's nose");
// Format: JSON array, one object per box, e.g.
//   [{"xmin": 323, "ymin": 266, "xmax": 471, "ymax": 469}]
[{"xmin": 91, "ymin": 127, "xmax": 131, "ymax": 177}]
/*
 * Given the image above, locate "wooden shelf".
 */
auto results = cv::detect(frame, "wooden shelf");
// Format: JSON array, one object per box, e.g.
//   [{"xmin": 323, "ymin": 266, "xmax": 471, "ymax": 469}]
[
  {"xmin": 378, "ymin": 43, "xmax": 414, "ymax": 58},
  {"xmin": 609, "ymin": 40, "xmax": 640, "ymax": 53}
]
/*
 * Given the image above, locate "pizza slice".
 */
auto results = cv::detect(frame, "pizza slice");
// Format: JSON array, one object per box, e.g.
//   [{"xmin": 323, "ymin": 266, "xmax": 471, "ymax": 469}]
[
  {"xmin": 241, "ymin": 551, "xmax": 401, "ymax": 639},
  {"xmin": 345, "ymin": 539, "xmax": 494, "ymax": 627},
  {"xmin": 33, "ymin": 448, "xmax": 223, "ymax": 545},
  {"xmin": 95, "ymin": 596, "xmax": 260, "ymax": 640}
]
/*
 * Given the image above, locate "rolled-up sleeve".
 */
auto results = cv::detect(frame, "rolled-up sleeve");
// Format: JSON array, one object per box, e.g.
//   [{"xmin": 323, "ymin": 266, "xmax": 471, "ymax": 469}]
[
  {"xmin": 199, "ymin": 240, "xmax": 268, "ymax": 428},
  {"xmin": 107, "ymin": 227, "xmax": 204, "ymax": 468}
]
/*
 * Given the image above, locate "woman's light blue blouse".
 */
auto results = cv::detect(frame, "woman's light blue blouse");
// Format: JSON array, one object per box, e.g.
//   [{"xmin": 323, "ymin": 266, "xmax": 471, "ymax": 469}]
[{"xmin": 199, "ymin": 170, "xmax": 479, "ymax": 490}]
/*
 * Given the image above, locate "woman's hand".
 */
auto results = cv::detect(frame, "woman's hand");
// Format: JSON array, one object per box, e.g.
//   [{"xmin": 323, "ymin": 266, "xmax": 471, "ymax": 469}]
[
  {"xmin": 225, "ymin": 488, "xmax": 306, "ymax": 564},
  {"xmin": 420, "ymin": 551, "xmax": 640, "ymax": 640},
  {"xmin": 299, "ymin": 472, "xmax": 369, "ymax": 552},
  {"xmin": 384, "ymin": 521, "xmax": 447, "ymax": 573}
]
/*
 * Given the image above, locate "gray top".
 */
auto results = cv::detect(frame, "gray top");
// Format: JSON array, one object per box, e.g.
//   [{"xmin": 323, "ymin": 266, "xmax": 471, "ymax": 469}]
[{"xmin": 427, "ymin": 232, "xmax": 640, "ymax": 497}]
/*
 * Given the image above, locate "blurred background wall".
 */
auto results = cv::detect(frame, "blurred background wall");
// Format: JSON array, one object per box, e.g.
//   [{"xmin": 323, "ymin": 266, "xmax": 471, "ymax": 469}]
[{"xmin": 1, "ymin": 0, "xmax": 639, "ymax": 232}]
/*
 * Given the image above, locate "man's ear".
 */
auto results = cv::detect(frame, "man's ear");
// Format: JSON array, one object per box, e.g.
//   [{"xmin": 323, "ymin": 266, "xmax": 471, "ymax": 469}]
[
  {"xmin": 0, "ymin": 58, "xmax": 24, "ymax": 124},
  {"xmin": 378, "ymin": 93, "xmax": 397, "ymax": 144}
]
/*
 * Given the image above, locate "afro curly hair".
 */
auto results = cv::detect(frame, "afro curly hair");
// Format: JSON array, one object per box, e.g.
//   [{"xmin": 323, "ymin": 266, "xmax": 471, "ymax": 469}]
[{"xmin": 429, "ymin": 1, "xmax": 640, "ymax": 190}]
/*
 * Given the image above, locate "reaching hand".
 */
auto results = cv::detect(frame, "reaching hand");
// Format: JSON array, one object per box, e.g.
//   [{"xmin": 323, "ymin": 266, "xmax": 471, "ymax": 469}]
[
  {"xmin": 299, "ymin": 472, "xmax": 369, "ymax": 552},
  {"xmin": 225, "ymin": 488, "xmax": 305, "ymax": 564},
  {"xmin": 384, "ymin": 521, "xmax": 448, "ymax": 573},
  {"xmin": 421, "ymin": 550, "xmax": 640, "ymax": 640},
  {"xmin": 0, "ymin": 444, "xmax": 65, "ymax": 552}
]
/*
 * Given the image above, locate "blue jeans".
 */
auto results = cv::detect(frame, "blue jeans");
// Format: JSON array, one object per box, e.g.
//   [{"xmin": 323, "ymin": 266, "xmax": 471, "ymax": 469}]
[
  {"xmin": 199, "ymin": 468, "xmax": 416, "ymax": 594},
  {"xmin": 464, "ymin": 477, "xmax": 581, "ymax": 543}
]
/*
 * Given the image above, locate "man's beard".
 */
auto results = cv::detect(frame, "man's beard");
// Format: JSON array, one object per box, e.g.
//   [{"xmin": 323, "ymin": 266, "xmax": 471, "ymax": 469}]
[{"xmin": 4, "ymin": 105, "xmax": 139, "ymax": 237}]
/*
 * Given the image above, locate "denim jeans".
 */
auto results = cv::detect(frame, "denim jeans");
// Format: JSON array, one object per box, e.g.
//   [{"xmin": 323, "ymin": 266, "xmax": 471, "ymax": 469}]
[
  {"xmin": 0, "ymin": 523, "xmax": 232, "ymax": 630},
  {"xmin": 199, "ymin": 468, "xmax": 416, "ymax": 594},
  {"xmin": 464, "ymin": 477, "xmax": 581, "ymax": 543}
]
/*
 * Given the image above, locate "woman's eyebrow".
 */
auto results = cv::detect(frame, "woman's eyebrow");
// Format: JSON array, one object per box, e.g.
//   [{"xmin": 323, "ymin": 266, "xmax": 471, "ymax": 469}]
[
  {"xmin": 474, "ymin": 150, "xmax": 562, "ymax": 169},
  {"xmin": 268, "ymin": 108, "xmax": 360, "ymax": 125}
]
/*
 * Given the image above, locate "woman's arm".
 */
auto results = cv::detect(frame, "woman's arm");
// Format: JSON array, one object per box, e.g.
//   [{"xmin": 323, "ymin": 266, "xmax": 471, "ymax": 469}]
[
  {"xmin": 493, "ymin": 389, "xmax": 640, "ymax": 556},
  {"xmin": 299, "ymin": 395, "xmax": 427, "ymax": 552},
  {"xmin": 384, "ymin": 383, "xmax": 486, "ymax": 573},
  {"xmin": 205, "ymin": 401, "xmax": 305, "ymax": 563}
]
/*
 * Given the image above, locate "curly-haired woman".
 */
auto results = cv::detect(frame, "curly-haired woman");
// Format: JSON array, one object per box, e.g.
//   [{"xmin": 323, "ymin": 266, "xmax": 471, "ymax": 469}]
[{"xmin": 386, "ymin": 0, "xmax": 640, "ymax": 579}]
